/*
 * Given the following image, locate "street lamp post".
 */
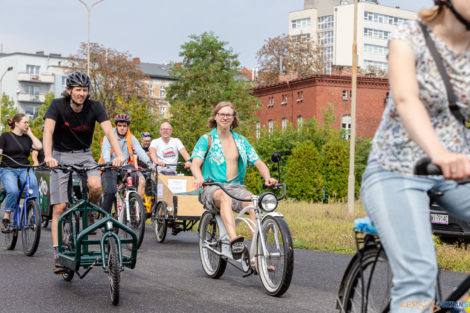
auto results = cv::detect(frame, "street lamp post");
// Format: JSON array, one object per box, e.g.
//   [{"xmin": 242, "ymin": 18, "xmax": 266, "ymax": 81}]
[
  {"xmin": 0, "ymin": 66, "xmax": 13, "ymax": 131},
  {"xmin": 78, "ymin": 0, "xmax": 104, "ymax": 76}
]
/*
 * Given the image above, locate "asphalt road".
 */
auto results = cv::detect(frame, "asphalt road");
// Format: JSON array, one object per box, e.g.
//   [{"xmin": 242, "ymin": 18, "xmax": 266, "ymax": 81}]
[{"xmin": 0, "ymin": 226, "xmax": 466, "ymax": 313}]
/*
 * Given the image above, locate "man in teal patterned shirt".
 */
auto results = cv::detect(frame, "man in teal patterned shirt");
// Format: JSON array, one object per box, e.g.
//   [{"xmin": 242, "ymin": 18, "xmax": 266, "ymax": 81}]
[{"xmin": 190, "ymin": 101, "xmax": 277, "ymax": 259}]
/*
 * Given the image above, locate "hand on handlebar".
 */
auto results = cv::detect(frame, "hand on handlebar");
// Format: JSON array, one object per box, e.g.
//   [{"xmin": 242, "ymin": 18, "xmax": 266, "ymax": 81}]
[
  {"xmin": 194, "ymin": 176, "xmax": 205, "ymax": 190},
  {"xmin": 264, "ymin": 177, "xmax": 278, "ymax": 187},
  {"xmin": 112, "ymin": 156, "xmax": 125, "ymax": 167},
  {"xmin": 45, "ymin": 156, "xmax": 58, "ymax": 168},
  {"xmin": 432, "ymin": 151, "xmax": 470, "ymax": 180}
]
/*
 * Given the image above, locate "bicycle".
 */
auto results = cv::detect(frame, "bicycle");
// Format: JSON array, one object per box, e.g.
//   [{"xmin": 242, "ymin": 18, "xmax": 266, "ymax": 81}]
[
  {"xmin": 53, "ymin": 162, "xmax": 138, "ymax": 306},
  {"xmin": 198, "ymin": 152, "xmax": 294, "ymax": 297},
  {"xmin": 0, "ymin": 154, "xmax": 42, "ymax": 256},
  {"xmin": 336, "ymin": 157, "xmax": 470, "ymax": 313},
  {"xmin": 107, "ymin": 166, "xmax": 146, "ymax": 249}
]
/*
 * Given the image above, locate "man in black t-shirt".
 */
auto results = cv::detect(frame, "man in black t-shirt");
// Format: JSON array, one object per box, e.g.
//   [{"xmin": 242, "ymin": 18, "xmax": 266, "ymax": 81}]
[{"xmin": 43, "ymin": 71, "xmax": 125, "ymax": 274}]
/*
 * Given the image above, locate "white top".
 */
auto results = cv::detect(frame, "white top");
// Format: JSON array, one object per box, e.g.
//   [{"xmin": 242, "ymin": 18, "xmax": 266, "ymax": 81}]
[{"xmin": 150, "ymin": 137, "xmax": 184, "ymax": 173}]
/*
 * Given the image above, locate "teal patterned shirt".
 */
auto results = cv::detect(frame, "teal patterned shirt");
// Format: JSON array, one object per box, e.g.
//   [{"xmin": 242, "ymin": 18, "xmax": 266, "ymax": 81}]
[{"xmin": 190, "ymin": 128, "xmax": 260, "ymax": 185}]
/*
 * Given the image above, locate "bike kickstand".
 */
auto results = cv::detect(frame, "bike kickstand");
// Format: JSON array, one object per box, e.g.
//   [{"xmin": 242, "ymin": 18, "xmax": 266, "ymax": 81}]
[{"xmin": 77, "ymin": 258, "xmax": 101, "ymax": 279}]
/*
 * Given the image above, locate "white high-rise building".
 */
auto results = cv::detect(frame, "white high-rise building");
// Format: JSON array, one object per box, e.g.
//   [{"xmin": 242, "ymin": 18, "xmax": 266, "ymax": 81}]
[{"xmin": 289, "ymin": 0, "xmax": 416, "ymax": 72}]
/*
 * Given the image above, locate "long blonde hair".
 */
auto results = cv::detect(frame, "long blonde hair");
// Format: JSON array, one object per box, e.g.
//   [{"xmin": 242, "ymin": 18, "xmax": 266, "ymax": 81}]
[{"xmin": 418, "ymin": 4, "xmax": 443, "ymax": 22}]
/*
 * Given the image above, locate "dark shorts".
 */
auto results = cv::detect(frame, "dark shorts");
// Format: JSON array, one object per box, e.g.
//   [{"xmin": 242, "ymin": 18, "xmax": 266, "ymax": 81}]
[{"xmin": 199, "ymin": 184, "xmax": 252, "ymax": 213}]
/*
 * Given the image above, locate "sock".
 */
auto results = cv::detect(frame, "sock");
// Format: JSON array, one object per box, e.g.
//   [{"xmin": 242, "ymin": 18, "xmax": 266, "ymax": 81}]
[{"xmin": 53, "ymin": 245, "xmax": 59, "ymax": 259}]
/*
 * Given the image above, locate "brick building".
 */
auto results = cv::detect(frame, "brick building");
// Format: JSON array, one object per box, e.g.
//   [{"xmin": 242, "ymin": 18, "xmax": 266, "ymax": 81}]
[{"xmin": 252, "ymin": 73, "xmax": 389, "ymax": 138}]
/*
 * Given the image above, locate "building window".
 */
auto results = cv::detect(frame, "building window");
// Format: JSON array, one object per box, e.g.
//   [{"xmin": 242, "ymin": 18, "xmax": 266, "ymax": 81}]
[
  {"xmin": 364, "ymin": 44, "xmax": 389, "ymax": 56},
  {"xmin": 267, "ymin": 96, "xmax": 274, "ymax": 107},
  {"xmin": 292, "ymin": 17, "xmax": 311, "ymax": 29},
  {"xmin": 25, "ymin": 85, "xmax": 39, "ymax": 96},
  {"xmin": 281, "ymin": 94, "xmax": 288, "ymax": 105},
  {"xmin": 148, "ymin": 84, "xmax": 153, "ymax": 97},
  {"xmin": 256, "ymin": 122, "xmax": 260, "ymax": 139},
  {"xmin": 318, "ymin": 15, "xmax": 334, "ymax": 30},
  {"xmin": 297, "ymin": 115, "xmax": 303, "ymax": 128},
  {"xmin": 268, "ymin": 120, "xmax": 274, "ymax": 134},
  {"xmin": 364, "ymin": 28, "xmax": 390, "ymax": 40},
  {"xmin": 160, "ymin": 85, "xmax": 165, "ymax": 98},
  {"xmin": 342, "ymin": 115, "xmax": 352, "ymax": 139},
  {"xmin": 281, "ymin": 118, "xmax": 287, "ymax": 130},
  {"xmin": 364, "ymin": 59, "xmax": 388, "ymax": 71},
  {"xmin": 61, "ymin": 76, "xmax": 67, "ymax": 87},
  {"xmin": 319, "ymin": 31, "xmax": 334, "ymax": 45},
  {"xmin": 297, "ymin": 91, "xmax": 303, "ymax": 103},
  {"xmin": 321, "ymin": 46, "xmax": 334, "ymax": 61},
  {"xmin": 292, "ymin": 33, "xmax": 311, "ymax": 41},
  {"xmin": 342, "ymin": 90, "xmax": 348, "ymax": 100},
  {"xmin": 160, "ymin": 106, "xmax": 166, "ymax": 116},
  {"xmin": 364, "ymin": 11, "xmax": 406, "ymax": 26},
  {"xmin": 26, "ymin": 65, "xmax": 40, "ymax": 75}
]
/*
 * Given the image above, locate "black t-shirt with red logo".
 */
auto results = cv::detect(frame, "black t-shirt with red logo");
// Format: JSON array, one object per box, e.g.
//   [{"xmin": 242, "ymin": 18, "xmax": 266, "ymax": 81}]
[{"xmin": 44, "ymin": 97, "xmax": 109, "ymax": 152}]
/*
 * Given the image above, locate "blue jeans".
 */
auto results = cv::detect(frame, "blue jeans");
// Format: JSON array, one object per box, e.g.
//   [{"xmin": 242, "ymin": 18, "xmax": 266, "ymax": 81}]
[
  {"xmin": 0, "ymin": 167, "xmax": 39, "ymax": 212},
  {"xmin": 361, "ymin": 159, "xmax": 470, "ymax": 313}
]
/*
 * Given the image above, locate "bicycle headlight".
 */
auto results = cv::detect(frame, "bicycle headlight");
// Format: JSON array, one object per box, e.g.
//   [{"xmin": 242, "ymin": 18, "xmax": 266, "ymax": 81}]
[{"xmin": 259, "ymin": 193, "xmax": 278, "ymax": 212}]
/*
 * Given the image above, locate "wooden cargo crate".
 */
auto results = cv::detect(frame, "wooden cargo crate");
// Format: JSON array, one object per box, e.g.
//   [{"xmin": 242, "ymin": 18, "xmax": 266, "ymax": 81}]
[{"xmin": 157, "ymin": 175, "xmax": 204, "ymax": 218}]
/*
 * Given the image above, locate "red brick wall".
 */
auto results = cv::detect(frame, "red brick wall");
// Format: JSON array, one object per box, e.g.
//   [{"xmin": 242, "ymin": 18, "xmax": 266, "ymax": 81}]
[{"xmin": 253, "ymin": 75, "xmax": 389, "ymax": 138}]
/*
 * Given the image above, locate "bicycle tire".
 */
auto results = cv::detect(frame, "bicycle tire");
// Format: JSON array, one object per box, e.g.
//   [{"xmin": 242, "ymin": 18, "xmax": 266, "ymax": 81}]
[
  {"xmin": 257, "ymin": 216, "xmax": 294, "ymax": 297},
  {"xmin": 152, "ymin": 202, "xmax": 167, "ymax": 243},
  {"xmin": 107, "ymin": 238, "xmax": 120, "ymax": 306},
  {"xmin": 123, "ymin": 192, "xmax": 145, "ymax": 249},
  {"xmin": 63, "ymin": 211, "xmax": 79, "ymax": 252},
  {"xmin": 21, "ymin": 199, "xmax": 41, "ymax": 256},
  {"xmin": 3, "ymin": 214, "xmax": 18, "ymax": 250},
  {"xmin": 339, "ymin": 246, "xmax": 392, "ymax": 313},
  {"xmin": 199, "ymin": 212, "xmax": 227, "ymax": 279},
  {"xmin": 41, "ymin": 216, "xmax": 49, "ymax": 229},
  {"xmin": 62, "ymin": 268, "xmax": 75, "ymax": 281}
]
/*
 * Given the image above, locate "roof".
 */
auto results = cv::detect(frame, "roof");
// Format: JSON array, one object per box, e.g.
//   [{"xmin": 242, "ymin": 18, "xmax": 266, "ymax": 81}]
[
  {"xmin": 0, "ymin": 51, "xmax": 68, "ymax": 59},
  {"xmin": 138, "ymin": 62, "xmax": 176, "ymax": 80}
]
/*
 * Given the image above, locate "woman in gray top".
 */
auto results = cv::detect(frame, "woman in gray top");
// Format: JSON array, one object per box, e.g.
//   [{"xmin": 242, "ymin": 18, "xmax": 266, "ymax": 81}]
[{"xmin": 361, "ymin": 1, "xmax": 470, "ymax": 311}]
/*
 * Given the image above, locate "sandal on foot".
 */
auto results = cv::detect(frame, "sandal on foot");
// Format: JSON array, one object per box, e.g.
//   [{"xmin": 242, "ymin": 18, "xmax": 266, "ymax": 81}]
[{"xmin": 230, "ymin": 236, "xmax": 245, "ymax": 260}]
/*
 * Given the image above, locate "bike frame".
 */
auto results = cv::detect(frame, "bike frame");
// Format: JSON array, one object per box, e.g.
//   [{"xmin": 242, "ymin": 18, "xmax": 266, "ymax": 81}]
[
  {"xmin": 202, "ymin": 195, "xmax": 284, "ymax": 272},
  {"xmin": 114, "ymin": 169, "xmax": 140, "ymax": 225},
  {"xmin": 9, "ymin": 168, "xmax": 37, "ymax": 231}
]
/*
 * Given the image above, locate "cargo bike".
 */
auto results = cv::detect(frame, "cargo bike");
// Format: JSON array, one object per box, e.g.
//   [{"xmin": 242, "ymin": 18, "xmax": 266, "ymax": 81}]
[
  {"xmin": 53, "ymin": 162, "xmax": 138, "ymax": 306},
  {"xmin": 142, "ymin": 163, "xmax": 204, "ymax": 243}
]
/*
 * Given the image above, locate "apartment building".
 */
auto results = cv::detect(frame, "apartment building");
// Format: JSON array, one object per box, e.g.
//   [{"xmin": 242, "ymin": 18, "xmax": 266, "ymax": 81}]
[{"xmin": 289, "ymin": 0, "xmax": 416, "ymax": 71}]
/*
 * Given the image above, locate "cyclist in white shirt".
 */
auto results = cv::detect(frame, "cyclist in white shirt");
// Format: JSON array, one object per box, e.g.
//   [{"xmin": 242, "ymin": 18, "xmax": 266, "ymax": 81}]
[{"xmin": 149, "ymin": 122, "xmax": 191, "ymax": 175}]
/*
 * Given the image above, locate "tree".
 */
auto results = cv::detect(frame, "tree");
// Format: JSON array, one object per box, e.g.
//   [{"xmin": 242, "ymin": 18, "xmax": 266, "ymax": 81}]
[
  {"xmin": 69, "ymin": 43, "xmax": 153, "ymax": 117},
  {"xmin": 1, "ymin": 93, "xmax": 19, "ymax": 133},
  {"xmin": 256, "ymin": 34, "xmax": 327, "ymax": 84},
  {"xmin": 30, "ymin": 92, "xmax": 55, "ymax": 137},
  {"xmin": 167, "ymin": 32, "xmax": 260, "ymax": 151}
]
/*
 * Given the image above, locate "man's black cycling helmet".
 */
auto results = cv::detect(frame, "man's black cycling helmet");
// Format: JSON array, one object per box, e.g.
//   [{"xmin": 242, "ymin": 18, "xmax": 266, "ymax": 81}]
[{"xmin": 66, "ymin": 71, "xmax": 91, "ymax": 88}]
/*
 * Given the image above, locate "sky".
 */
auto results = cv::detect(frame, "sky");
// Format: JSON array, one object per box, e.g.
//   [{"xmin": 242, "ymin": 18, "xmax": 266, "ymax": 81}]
[{"xmin": 0, "ymin": 0, "xmax": 430, "ymax": 69}]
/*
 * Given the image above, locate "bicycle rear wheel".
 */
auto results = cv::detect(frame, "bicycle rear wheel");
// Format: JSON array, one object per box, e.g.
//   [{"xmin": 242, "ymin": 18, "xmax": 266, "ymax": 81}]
[
  {"xmin": 257, "ymin": 216, "xmax": 294, "ymax": 297},
  {"xmin": 21, "ymin": 199, "xmax": 41, "ymax": 256},
  {"xmin": 339, "ymin": 247, "xmax": 392, "ymax": 313},
  {"xmin": 123, "ymin": 192, "xmax": 145, "ymax": 249},
  {"xmin": 152, "ymin": 202, "xmax": 167, "ymax": 243},
  {"xmin": 106, "ymin": 238, "xmax": 120, "ymax": 306},
  {"xmin": 3, "ymin": 214, "xmax": 18, "ymax": 250},
  {"xmin": 199, "ymin": 212, "xmax": 226, "ymax": 279}
]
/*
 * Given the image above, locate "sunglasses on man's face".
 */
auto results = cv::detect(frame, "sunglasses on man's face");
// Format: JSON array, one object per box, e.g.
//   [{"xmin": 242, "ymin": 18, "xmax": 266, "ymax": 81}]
[{"xmin": 141, "ymin": 132, "xmax": 151, "ymax": 138}]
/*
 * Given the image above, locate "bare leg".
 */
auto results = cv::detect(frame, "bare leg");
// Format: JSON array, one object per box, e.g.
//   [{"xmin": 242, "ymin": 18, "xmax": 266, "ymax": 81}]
[
  {"xmin": 212, "ymin": 189, "xmax": 237, "ymax": 241},
  {"xmin": 51, "ymin": 203, "xmax": 67, "ymax": 246},
  {"xmin": 87, "ymin": 176, "xmax": 102, "ymax": 204},
  {"xmin": 137, "ymin": 176, "xmax": 145, "ymax": 198}
]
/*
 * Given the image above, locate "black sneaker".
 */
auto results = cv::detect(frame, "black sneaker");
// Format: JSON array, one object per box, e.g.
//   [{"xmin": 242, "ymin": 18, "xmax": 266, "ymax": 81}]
[
  {"xmin": 53, "ymin": 258, "xmax": 66, "ymax": 274},
  {"xmin": 1, "ymin": 218, "xmax": 9, "ymax": 234}
]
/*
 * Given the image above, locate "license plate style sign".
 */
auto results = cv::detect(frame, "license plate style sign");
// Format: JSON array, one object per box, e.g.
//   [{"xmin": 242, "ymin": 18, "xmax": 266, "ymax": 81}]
[{"xmin": 431, "ymin": 214, "xmax": 449, "ymax": 225}]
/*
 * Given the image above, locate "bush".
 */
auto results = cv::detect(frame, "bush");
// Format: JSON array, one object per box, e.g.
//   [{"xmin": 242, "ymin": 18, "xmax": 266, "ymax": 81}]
[
  {"xmin": 285, "ymin": 141, "xmax": 323, "ymax": 201},
  {"xmin": 320, "ymin": 135, "xmax": 349, "ymax": 201}
]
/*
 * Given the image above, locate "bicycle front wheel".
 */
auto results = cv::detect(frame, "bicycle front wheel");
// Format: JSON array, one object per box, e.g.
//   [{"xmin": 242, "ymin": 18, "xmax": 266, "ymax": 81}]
[
  {"xmin": 199, "ymin": 212, "xmax": 226, "ymax": 279},
  {"xmin": 21, "ymin": 199, "xmax": 41, "ymax": 256},
  {"xmin": 106, "ymin": 238, "xmax": 120, "ymax": 306},
  {"xmin": 257, "ymin": 216, "xmax": 294, "ymax": 297},
  {"xmin": 152, "ymin": 202, "xmax": 167, "ymax": 243},
  {"xmin": 124, "ymin": 192, "xmax": 145, "ymax": 249},
  {"xmin": 339, "ymin": 247, "xmax": 392, "ymax": 313}
]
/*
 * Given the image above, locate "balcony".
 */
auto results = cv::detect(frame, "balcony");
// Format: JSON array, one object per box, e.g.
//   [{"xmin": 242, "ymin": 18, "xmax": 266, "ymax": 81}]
[
  {"xmin": 17, "ymin": 72, "xmax": 54, "ymax": 83},
  {"xmin": 17, "ymin": 93, "xmax": 45, "ymax": 103}
]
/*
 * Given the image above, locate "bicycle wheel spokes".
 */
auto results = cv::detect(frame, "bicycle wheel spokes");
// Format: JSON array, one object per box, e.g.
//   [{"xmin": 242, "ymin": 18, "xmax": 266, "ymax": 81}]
[
  {"xmin": 21, "ymin": 200, "xmax": 41, "ymax": 256},
  {"xmin": 199, "ymin": 213, "xmax": 226, "ymax": 278},
  {"xmin": 125, "ymin": 192, "xmax": 145, "ymax": 249},
  {"xmin": 257, "ymin": 216, "xmax": 294, "ymax": 297},
  {"xmin": 3, "ymin": 214, "xmax": 18, "ymax": 250},
  {"xmin": 342, "ymin": 248, "xmax": 392, "ymax": 313}
]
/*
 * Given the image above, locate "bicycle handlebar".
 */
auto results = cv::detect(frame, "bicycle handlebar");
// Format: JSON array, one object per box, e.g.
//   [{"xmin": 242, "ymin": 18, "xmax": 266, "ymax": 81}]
[
  {"xmin": 414, "ymin": 157, "xmax": 442, "ymax": 176},
  {"xmin": 0, "ymin": 153, "xmax": 45, "ymax": 168},
  {"xmin": 202, "ymin": 180, "xmax": 287, "ymax": 202},
  {"xmin": 52, "ymin": 162, "xmax": 115, "ymax": 173}
]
